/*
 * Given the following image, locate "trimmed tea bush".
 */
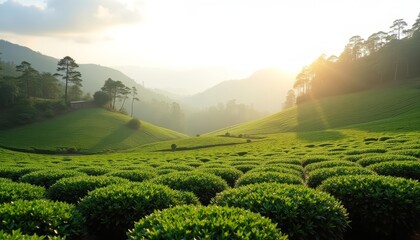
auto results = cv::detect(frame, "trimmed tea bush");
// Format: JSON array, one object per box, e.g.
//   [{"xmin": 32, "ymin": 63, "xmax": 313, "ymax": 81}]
[
  {"xmin": 265, "ymin": 159, "xmax": 301, "ymax": 165},
  {"xmin": 106, "ymin": 169, "xmax": 157, "ymax": 182},
  {"xmin": 156, "ymin": 164, "xmax": 194, "ymax": 172},
  {"xmin": 232, "ymin": 164, "xmax": 257, "ymax": 173},
  {"xmin": 78, "ymin": 182, "xmax": 199, "ymax": 239},
  {"xmin": 195, "ymin": 167, "xmax": 243, "ymax": 187},
  {"xmin": 306, "ymin": 166, "xmax": 376, "ymax": 188},
  {"xmin": 47, "ymin": 175, "xmax": 129, "ymax": 203},
  {"xmin": 235, "ymin": 172, "xmax": 303, "ymax": 187},
  {"xmin": 0, "ymin": 199, "xmax": 85, "ymax": 239},
  {"xmin": 152, "ymin": 172, "xmax": 228, "ymax": 205},
  {"xmin": 20, "ymin": 170, "xmax": 87, "ymax": 188},
  {"xmin": 127, "ymin": 205, "xmax": 288, "ymax": 240},
  {"xmin": 393, "ymin": 149, "xmax": 420, "ymax": 158},
  {"xmin": 345, "ymin": 148, "xmax": 386, "ymax": 155},
  {"xmin": 0, "ymin": 177, "xmax": 12, "ymax": 183},
  {"xmin": 213, "ymin": 183, "xmax": 349, "ymax": 240},
  {"xmin": 319, "ymin": 175, "xmax": 420, "ymax": 239},
  {"xmin": 229, "ymin": 160, "xmax": 261, "ymax": 166},
  {"xmin": 0, "ymin": 230, "xmax": 63, "ymax": 240},
  {"xmin": 301, "ymin": 156, "xmax": 331, "ymax": 166},
  {"xmin": 268, "ymin": 163, "xmax": 304, "ymax": 173},
  {"xmin": 0, "ymin": 167, "xmax": 42, "ymax": 181},
  {"xmin": 75, "ymin": 166, "xmax": 111, "ymax": 176},
  {"xmin": 367, "ymin": 161, "xmax": 420, "ymax": 180},
  {"xmin": 356, "ymin": 154, "xmax": 417, "ymax": 167},
  {"xmin": 198, "ymin": 163, "xmax": 231, "ymax": 169},
  {"xmin": 0, "ymin": 182, "xmax": 46, "ymax": 203},
  {"xmin": 304, "ymin": 160, "xmax": 360, "ymax": 172},
  {"xmin": 247, "ymin": 166, "xmax": 303, "ymax": 177}
]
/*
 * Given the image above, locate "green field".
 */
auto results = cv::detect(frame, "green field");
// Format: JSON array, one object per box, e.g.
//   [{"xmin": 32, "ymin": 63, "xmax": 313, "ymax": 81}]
[
  {"xmin": 0, "ymin": 83, "xmax": 419, "ymax": 239},
  {"xmin": 0, "ymin": 108, "xmax": 186, "ymax": 153}
]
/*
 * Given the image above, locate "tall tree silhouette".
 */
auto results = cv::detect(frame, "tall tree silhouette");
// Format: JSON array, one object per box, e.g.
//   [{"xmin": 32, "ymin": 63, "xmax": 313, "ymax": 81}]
[
  {"xmin": 55, "ymin": 56, "xmax": 82, "ymax": 103},
  {"xmin": 390, "ymin": 19, "xmax": 408, "ymax": 40},
  {"xmin": 16, "ymin": 61, "xmax": 38, "ymax": 98},
  {"xmin": 118, "ymin": 86, "xmax": 131, "ymax": 112},
  {"xmin": 389, "ymin": 19, "xmax": 408, "ymax": 81},
  {"xmin": 130, "ymin": 86, "xmax": 139, "ymax": 117},
  {"xmin": 0, "ymin": 52, "xmax": 2, "ymax": 77}
]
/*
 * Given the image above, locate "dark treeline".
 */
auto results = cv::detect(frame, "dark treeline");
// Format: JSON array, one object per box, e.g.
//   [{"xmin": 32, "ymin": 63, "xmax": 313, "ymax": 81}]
[
  {"xmin": 0, "ymin": 56, "xmax": 89, "ymax": 128},
  {"xmin": 185, "ymin": 100, "xmax": 265, "ymax": 135},
  {"xmin": 292, "ymin": 13, "xmax": 420, "ymax": 104}
]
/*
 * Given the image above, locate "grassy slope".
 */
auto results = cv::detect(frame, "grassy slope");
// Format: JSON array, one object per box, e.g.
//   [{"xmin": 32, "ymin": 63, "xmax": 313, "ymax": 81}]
[
  {"xmin": 0, "ymin": 108, "xmax": 186, "ymax": 152},
  {"xmin": 210, "ymin": 83, "xmax": 420, "ymax": 136}
]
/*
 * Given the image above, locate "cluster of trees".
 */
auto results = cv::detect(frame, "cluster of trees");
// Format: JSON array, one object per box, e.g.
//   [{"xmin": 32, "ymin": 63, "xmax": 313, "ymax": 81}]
[
  {"xmin": 0, "ymin": 55, "xmax": 87, "ymax": 128},
  {"xmin": 291, "ymin": 13, "xmax": 420, "ymax": 104},
  {"xmin": 94, "ymin": 78, "xmax": 139, "ymax": 117},
  {"xmin": 0, "ymin": 56, "xmax": 86, "ymax": 108}
]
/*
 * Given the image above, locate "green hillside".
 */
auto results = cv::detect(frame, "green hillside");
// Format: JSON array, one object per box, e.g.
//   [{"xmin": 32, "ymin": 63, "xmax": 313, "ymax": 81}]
[
  {"xmin": 210, "ymin": 82, "xmax": 420, "ymax": 136},
  {"xmin": 0, "ymin": 108, "xmax": 186, "ymax": 153}
]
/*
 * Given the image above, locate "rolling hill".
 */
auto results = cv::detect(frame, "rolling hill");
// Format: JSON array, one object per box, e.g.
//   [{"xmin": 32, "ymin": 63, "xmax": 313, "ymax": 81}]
[
  {"xmin": 210, "ymin": 81, "xmax": 420, "ymax": 136},
  {"xmin": 0, "ymin": 108, "xmax": 187, "ymax": 153},
  {"xmin": 182, "ymin": 68, "xmax": 294, "ymax": 113}
]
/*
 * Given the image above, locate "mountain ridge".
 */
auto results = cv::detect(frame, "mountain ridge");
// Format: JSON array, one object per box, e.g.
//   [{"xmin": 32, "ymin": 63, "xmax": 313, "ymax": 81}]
[
  {"xmin": 182, "ymin": 68, "xmax": 294, "ymax": 113},
  {"xmin": 0, "ymin": 39, "xmax": 170, "ymax": 102}
]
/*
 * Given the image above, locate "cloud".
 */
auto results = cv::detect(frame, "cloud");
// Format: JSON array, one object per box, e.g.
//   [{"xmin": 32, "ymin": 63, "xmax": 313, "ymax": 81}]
[{"xmin": 0, "ymin": 0, "xmax": 142, "ymax": 35}]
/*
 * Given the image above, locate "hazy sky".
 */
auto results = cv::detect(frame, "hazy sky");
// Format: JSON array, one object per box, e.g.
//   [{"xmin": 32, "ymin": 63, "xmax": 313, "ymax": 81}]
[{"xmin": 0, "ymin": 0, "xmax": 419, "ymax": 93}]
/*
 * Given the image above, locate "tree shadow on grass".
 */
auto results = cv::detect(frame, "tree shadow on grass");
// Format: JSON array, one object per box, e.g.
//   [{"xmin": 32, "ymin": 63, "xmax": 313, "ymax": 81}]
[{"xmin": 91, "ymin": 125, "xmax": 136, "ymax": 152}]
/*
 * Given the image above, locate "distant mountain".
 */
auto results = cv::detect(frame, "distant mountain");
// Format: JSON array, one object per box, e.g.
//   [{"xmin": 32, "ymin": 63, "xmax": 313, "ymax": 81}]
[
  {"xmin": 182, "ymin": 68, "xmax": 295, "ymax": 113},
  {"xmin": 116, "ymin": 65, "xmax": 244, "ymax": 95},
  {"xmin": 0, "ymin": 39, "xmax": 170, "ymax": 102}
]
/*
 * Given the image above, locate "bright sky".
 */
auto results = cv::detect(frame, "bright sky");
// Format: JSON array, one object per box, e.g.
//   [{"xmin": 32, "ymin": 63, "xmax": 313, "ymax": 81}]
[{"xmin": 0, "ymin": 0, "xmax": 419, "ymax": 93}]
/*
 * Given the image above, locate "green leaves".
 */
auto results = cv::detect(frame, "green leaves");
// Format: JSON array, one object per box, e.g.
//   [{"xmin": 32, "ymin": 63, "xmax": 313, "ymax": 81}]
[
  {"xmin": 20, "ymin": 170, "xmax": 87, "ymax": 188},
  {"xmin": 46, "ymin": 175, "xmax": 129, "ymax": 203},
  {"xmin": 195, "ymin": 167, "xmax": 243, "ymax": 187},
  {"xmin": 0, "ymin": 182, "xmax": 45, "ymax": 203},
  {"xmin": 0, "ymin": 200, "xmax": 85, "ymax": 239},
  {"xmin": 235, "ymin": 172, "xmax": 303, "ymax": 187},
  {"xmin": 128, "ymin": 205, "xmax": 287, "ymax": 240},
  {"xmin": 77, "ymin": 182, "xmax": 199, "ymax": 239},
  {"xmin": 106, "ymin": 169, "xmax": 157, "ymax": 182},
  {"xmin": 319, "ymin": 175, "xmax": 420, "ymax": 239},
  {"xmin": 367, "ymin": 160, "xmax": 420, "ymax": 180},
  {"xmin": 213, "ymin": 183, "xmax": 349, "ymax": 240},
  {"xmin": 152, "ymin": 172, "xmax": 229, "ymax": 205},
  {"xmin": 306, "ymin": 166, "xmax": 376, "ymax": 188}
]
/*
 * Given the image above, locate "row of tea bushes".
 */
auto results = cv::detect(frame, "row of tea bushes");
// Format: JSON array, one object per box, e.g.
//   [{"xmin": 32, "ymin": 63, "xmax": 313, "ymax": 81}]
[
  {"xmin": 306, "ymin": 166, "xmax": 377, "ymax": 188},
  {"xmin": 319, "ymin": 175, "xmax": 420, "ymax": 239},
  {"xmin": 0, "ymin": 199, "xmax": 84, "ymax": 239},
  {"xmin": 46, "ymin": 175, "xmax": 130, "ymax": 203},
  {"xmin": 0, "ymin": 230, "xmax": 63, "ymax": 240},
  {"xmin": 0, "ymin": 181, "xmax": 45, "ymax": 203},
  {"xmin": 77, "ymin": 182, "xmax": 199, "ymax": 239},
  {"xmin": 1, "ymin": 176, "xmax": 419, "ymax": 240},
  {"xmin": 127, "ymin": 205, "xmax": 288, "ymax": 240},
  {"xmin": 212, "ymin": 183, "xmax": 349, "ymax": 240},
  {"xmin": 1, "ymin": 153, "xmax": 418, "ymax": 190},
  {"xmin": 367, "ymin": 160, "xmax": 420, "ymax": 180},
  {"xmin": 151, "ymin": 172, "xmax": 228, "ymax": 205}
]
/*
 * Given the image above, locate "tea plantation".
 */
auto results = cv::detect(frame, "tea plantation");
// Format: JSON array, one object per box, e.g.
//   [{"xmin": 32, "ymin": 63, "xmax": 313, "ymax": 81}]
[{"xmin": 0, "ymin": 84, "xmax": 419, "ymax": 239}]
